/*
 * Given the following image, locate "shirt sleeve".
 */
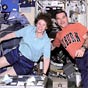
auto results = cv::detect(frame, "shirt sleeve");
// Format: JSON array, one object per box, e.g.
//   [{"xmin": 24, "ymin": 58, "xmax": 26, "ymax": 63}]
[
  {"xmin": 77, "ymin": 23, "xmax": 88, "ymax": 37},
  {"xmin": 14, "ymin": 25, "xmax": 32, "ymax": 37},
  {"xmin": 53, "ymin": 32, "xmax": 61, "ymax": 47}
]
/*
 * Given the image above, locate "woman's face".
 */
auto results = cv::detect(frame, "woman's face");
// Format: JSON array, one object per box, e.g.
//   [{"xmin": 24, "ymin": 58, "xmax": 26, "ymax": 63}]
[{"xmin": 36, "ymin": 19, "xmax": 47, "ymax": 33}]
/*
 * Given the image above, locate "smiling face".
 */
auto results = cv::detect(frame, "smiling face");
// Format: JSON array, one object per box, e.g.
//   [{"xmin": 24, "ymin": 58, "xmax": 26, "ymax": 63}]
[
  {"xmin": 36, "ymin": 19, "xmax": 47, "ymax": 33},
  {"xmin": 56, "ymin": 12, "xmax": 69, "ymax": 28}
]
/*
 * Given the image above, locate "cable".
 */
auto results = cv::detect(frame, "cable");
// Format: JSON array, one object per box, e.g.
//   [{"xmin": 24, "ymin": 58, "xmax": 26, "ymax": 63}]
[{"xmin": 0, "ymin": 30, "xmax": 14, "ymax": 35}]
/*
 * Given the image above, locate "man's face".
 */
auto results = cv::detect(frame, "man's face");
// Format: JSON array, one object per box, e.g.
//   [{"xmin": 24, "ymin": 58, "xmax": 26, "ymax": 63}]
[{"xmin": 56, "ymin": 12, "xmax": 68, "ymax": 28}]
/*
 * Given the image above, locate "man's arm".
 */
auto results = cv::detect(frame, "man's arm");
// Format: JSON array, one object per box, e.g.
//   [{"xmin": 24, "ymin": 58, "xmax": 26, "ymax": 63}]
[
  {"xmin": 52, "ymin": 33, "xmax": 61, "ymax": 50},
  {"xmin": 75, "ymin": 32, "xmax": 88, "ymax": 57},
  {"xmin": 82, "ymin": 32, "xmax": 88, "ymax": 49}
]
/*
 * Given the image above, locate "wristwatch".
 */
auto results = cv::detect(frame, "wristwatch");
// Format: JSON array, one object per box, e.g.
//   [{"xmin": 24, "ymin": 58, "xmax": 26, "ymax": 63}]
[{"xmin": 42, "ymin": 73, "xmax": 47, "ymax": 76}]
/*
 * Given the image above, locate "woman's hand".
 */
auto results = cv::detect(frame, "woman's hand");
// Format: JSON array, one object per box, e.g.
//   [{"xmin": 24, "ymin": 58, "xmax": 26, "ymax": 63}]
[
  {"xmin": 0, "ymin": 38, "xmax": 2, "ymax": 43},
  {"xmin": 75, "ymin": 47, "xmax": 85, "ymax": 57}
]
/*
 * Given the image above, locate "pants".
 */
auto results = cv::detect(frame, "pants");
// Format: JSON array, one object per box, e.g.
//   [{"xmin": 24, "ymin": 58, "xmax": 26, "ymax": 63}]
[
  {"xmin": 75, "ymin": 50, "xmax": 88, "ymax": 88},
  {"xmin": 4, "ymin": 46, "xmax": 34, "ymax": 75}
]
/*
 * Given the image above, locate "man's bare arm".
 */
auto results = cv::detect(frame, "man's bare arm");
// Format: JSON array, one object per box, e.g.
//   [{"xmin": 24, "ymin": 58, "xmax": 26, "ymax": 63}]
[
  {"xmin": 75, "ymin": 32, "xmax": 88, "ymax": 57},
  {"xmin": 82, "ymin": 32, "xmax": 88, "ymax": 49}
]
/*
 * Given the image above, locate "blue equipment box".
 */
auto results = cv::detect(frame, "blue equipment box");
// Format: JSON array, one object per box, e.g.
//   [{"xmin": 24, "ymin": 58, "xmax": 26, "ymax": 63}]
[{"xmin": 1, "ymin": 0, "xmax": 19, "ymax": 12}]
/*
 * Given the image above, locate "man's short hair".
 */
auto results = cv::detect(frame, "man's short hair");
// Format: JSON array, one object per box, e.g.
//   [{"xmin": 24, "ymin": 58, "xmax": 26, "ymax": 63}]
[{"xmin": 55, "ymin": 9, "xmax": 67, "ymax": 18}]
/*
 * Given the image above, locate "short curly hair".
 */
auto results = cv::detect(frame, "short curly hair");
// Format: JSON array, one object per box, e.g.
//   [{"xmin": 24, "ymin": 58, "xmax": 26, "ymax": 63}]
[{"xmin": 34, "ymin": 12, "xmax": 53, "ymax": 29}]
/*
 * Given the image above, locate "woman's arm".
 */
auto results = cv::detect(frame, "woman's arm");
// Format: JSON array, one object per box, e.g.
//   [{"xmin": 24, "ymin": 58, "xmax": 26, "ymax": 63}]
[
  {"xmin": 43, "ymin": 58, "xmax": 50, "ymax": 75},
  {"xmin": 0, "ymin": 32, "xmax": 16, "ymax": 43}
]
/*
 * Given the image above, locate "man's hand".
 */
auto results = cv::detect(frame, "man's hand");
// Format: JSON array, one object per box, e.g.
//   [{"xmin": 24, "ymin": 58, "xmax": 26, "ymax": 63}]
[
  {"xmin": 75, "ymin": 47, "xmax": 85, "ymax": 57},
  {"xmin": 51, "ymin": 43, "xmax": 56, "ymax": 50}
]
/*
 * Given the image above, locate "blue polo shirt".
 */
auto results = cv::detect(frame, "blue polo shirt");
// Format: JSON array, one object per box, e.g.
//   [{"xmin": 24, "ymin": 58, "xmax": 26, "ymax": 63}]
[{"xmin": 14, "ymin": 25, "xmax": 51, "ymax": 62}]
